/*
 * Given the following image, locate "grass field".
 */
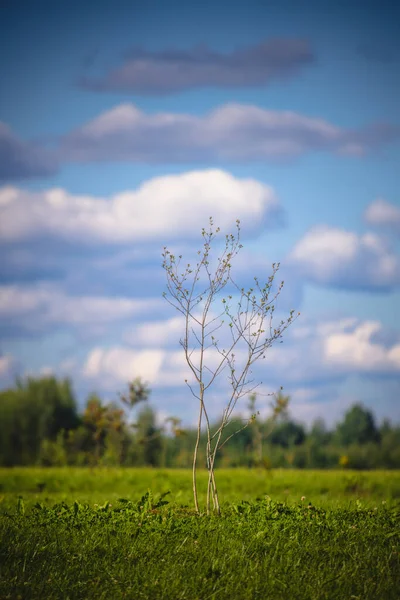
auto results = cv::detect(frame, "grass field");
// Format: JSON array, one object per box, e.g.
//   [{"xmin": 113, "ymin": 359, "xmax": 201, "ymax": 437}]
[{"xmin": 1, "ymin": 468, "xmax": 399, "ymax": 599}]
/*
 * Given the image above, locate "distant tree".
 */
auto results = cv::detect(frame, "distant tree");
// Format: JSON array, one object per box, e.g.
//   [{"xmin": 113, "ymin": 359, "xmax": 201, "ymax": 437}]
[
  {"xmin": 303, "ymin": 418, "xmax": 332, "ymax": 468},
  {"xmin": 248, "ymin": 391, "xmax": 290, "ymax": 466},
  {"xmin": 64, "ymin": 426, "xmax": 92, "ymax": 466},
  {"xmin": 379, "ymin": 418, "xmax": 392, "ymax": 438},
  {"xmin": 309, "ymin": 418, "xmax": 331, "ymax": 446},
  {"xmin": 132, "ymin": 405, "xmax": 163, "ymax": 467},
  {"xmin": 17, "ymin": 375, "xmax": 79, "ymax": 438},
  {"xmin": 118, "ymin": 377, "xmax": 150, "ymax": 420},
  {"xmin": 0, "ymin": 376, "xmax": 79, "ymax": 466},
  {"xmin": 269, "ymin": 420, "xmax": 306, "ymax": 448},
  {"xmin": 38, "ymin": 430, "xmax": 68, "ymax": 466},
  {"xmin": 164, "ymin": 416, "xmax": 186, "ymax": 438},
  {"xmin": 0, "ymin": 389, "xmax": 22, "ymax": 465},
  {"xmin": 335, "ymin": 404, "xmax": 380, "ymax": 446},
  {"xmin": 82, "ymin": 394, "xmax": 126, "ymax": 464},
  {"xmin": 380, "ymin": 422, "xmax": 400, "ymax": 468}
]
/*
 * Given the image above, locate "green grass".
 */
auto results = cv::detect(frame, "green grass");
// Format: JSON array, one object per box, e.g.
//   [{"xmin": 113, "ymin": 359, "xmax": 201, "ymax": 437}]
[
  {"xmin": 1, "ymin": 468, "xmax": 399, "ymax": 599},
  {"xmin": 1, "ymin": 467, "xmax": 400, "ymax": 509}
]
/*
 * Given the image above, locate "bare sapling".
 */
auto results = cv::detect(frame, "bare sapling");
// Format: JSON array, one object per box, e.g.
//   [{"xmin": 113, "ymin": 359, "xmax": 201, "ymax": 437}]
[{"xmin": 162, "ymin": 217, "xmax": 299, "ymax": 514}]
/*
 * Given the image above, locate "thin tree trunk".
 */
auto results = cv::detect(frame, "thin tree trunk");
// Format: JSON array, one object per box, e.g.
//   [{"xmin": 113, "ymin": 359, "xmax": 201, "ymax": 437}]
[
  {"xmin": 207, "ymin": 425, "xmax": 224, "ymax": 515},
  {"xmin": 192, "ymin": 403, "xmax": 203, "ymax": 514},
  {"xmin": 207, "ymin": 464, "xmax": 220, "ymax": 515},
  {"xmin": 205, "ymin": 425, "xmax": 219, "ymax": 514}
]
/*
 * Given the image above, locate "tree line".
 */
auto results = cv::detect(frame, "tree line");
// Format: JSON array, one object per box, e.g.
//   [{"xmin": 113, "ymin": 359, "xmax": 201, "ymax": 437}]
[{"xmin": 0, "ymin": 375, "xmax": 399, "ymax": 470}]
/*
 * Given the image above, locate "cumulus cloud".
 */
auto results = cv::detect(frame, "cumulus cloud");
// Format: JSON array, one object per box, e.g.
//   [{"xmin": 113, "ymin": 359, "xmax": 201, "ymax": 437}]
[
  {"xmin": 83, "ymin": 343, "xmax": 235, "ymax": 393},
  {"xmin": 287, "ymin": 225, "xmax": 400, "ymax": 291},
  {"xmin": 83, "ymin": 345, "xmax": 199, "ymax": 391},
  {"xmin": 59, "ymin": 104, "xmax": 399, "ymax": 164},
  {"xmin": 0, "ymin": 283, "xmax": 164, "ymax": 337},
  {"xmin": 124, "ymin": 316, "xmax": 184, "ymax": 347},
  {"xmin": 10, "ymin": 308, "xmax": 396, "ymax": 425},
  {"xmin": 0, "ymin": 122, "xmax": 57, "ymax": 182},
  {"xmin": 78, "ymin": 39, "xmax": 314, "ymax": 94},
  {"xmin": 83, "ymin": 347, "xmax": 165, "ymax": 384},
  {"xmin": 80, "ymin": 317, "xmax": 400, "ymax": 410},
  {"xmin": 0, "ymin": 170, "xmax": 281, "ymax": 244},
  {"xmin": 261, "ymin": 317, "xmax": 400, "ymax": 385},
  {"xmin": 323, "ymin": 320, "xmax": 400, "ymax": 372},
  {"xmin": 59, "ymin": 102, "xmax": 399, "ymax": 165},
  {"xmin": 364, "ymin": 198, "xmax": 400, "ymax": 235},
  {"xmin": 87, "ymin": 304, "xmax": 294, "ymax": 391}
]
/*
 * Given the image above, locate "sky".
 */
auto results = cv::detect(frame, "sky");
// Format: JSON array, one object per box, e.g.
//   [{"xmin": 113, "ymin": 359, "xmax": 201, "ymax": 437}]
[{"xmin": 0, "ymin": 0, "xmax": 399, "ymax": 428}]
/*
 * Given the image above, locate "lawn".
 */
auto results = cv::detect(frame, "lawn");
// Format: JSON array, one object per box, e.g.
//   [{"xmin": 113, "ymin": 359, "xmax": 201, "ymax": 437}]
[{"xmin": 1, "ymin": 468, "xmax": 399, "ymax": 599}]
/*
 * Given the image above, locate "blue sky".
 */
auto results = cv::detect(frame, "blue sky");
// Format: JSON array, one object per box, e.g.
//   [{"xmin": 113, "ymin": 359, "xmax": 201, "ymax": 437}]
[{"xmin": 0, "ymin": 0, "xmax": 399, "ymax": 427}]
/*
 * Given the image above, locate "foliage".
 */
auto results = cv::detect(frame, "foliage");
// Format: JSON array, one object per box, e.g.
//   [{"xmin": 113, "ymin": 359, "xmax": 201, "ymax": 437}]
[
  {"xmin": 1, "ymin": 467, "xmax": 400, "ymax": 510},
  {"xmin": 336, "ymin": 403, "xmax": 380, "ymax": 446},
  {"xmin": 268, "ymin": 419, "xmax": 306, "ymax": 448},
  {"xmin": 128, "ymin": 406, "xmax": 163, "ymax": 467},
  {"xmin": 0, "ymin": 376, "xmax": 79, "ymax": 466},
  {"xmin": 82, "ymin": 394, "xmax": 126, "ymax": 465},
  {"xmin": 1, "ymin": 374, "xmax": 400, "ymax": 470},
  {"xmin": 118, "ymin": 377, "xmax": 150, "ymax": 417},
  {"xmin": 0, "ymin": 470, "xmax": 399, "ymax": 600}
]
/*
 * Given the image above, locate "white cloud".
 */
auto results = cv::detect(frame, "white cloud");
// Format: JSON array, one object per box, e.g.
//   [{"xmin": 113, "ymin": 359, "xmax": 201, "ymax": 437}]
[
  {"xmin": 0, "ymin": 169, "xmax": 281, "ymax": 244},
  {"xmin": 83, "ymin": 347, "xmax": 164, "ymax": 384},
  {"xmin": 257, "ymin": 316, "xmax": 400, "ymax": 385},
  {"xmin": 85, "ymin": 313, "xmax": 400, "ymax": 393},
  {"xmin": 364, "ymin": 198, "xmax": 400, "ymax": 234},
  {"xmin": 288, "ymin": 225, "xmax": 400, "ymax": 290},
  {"xmin": 26, "ymin": 314, "xmax": 398, "ymax": 425},
  {"xmin": 124, "ymin": 315, "xmax": 185, "ymax": 347},
  {"xmin": 82, "ymin": 345, "xmax": 200, "ymax": 390},
  {"xmin": 0, "ymin": 283, "xmax": 164, "ymax": 335},
  {"xmin": 125, "ymin": 311, "xmax": 259, "ymax": 350},
  {"xmin": 59, "ymin": 102, "xmax": 398, "ymax": 164},
  {"xmin": 83, "ymin": 327, "xmax": 260, "ymax": 390},
  {"xmin": 323, "ymin": 320, "xmax": 400, "ymax": 372}
]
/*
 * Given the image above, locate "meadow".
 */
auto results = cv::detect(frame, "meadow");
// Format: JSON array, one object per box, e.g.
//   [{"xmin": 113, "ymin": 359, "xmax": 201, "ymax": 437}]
[{"xmin": 1, "ymin": 468, "xmax": 399, "ymax": 599}]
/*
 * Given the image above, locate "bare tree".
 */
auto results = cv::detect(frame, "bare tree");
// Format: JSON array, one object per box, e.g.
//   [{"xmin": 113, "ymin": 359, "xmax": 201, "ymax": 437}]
[{"xmin": 162, "ymin": 217, "xmax": 299, "ymax": 514}]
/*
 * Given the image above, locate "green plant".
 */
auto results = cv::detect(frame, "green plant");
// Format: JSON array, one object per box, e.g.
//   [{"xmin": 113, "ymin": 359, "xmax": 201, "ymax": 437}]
[
  {"xmin": 162, "ymin": 217, "xmax": 299, "ymax": 514},
  {"xmin": 1, "ymin": 482, "xmax": 398, "ymax": 600}
]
